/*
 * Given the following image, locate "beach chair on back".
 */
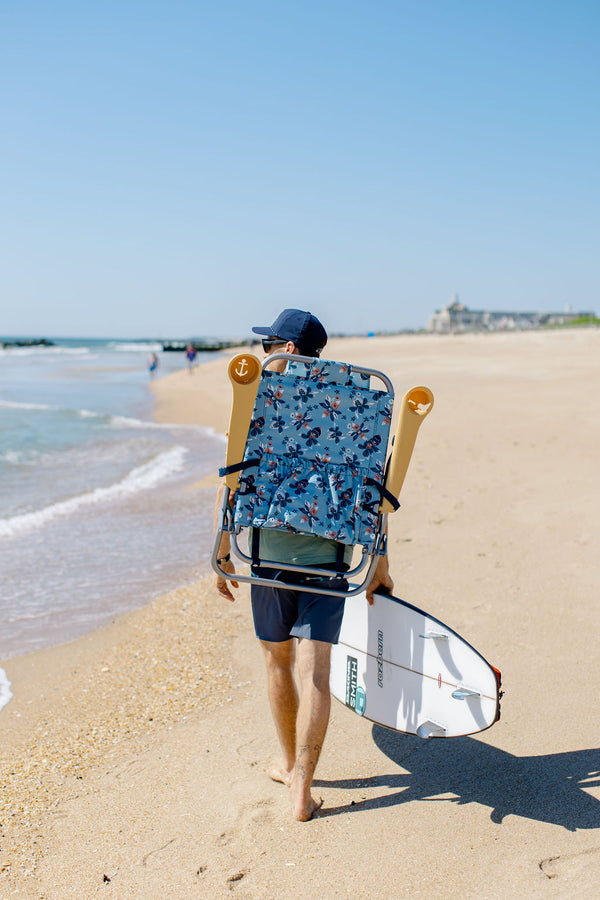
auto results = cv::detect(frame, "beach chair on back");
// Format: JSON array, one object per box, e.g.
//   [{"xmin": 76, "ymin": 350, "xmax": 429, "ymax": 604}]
[{"xmin": 213, "ymin": 352, "xmax": 433, "ymax": 597}]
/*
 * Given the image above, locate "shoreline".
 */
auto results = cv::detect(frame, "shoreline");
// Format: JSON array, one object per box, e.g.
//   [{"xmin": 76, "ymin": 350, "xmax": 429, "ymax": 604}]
[
  {"xmin": 1, "ymin": 328, "xmax": 599, "ymax": 898},
  {"xmin": 0, "ymin": 341, "xmax": 226, "ymax": 664}
]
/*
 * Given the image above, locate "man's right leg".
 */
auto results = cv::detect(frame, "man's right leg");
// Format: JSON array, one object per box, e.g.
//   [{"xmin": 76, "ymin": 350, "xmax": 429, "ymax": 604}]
[{"xmin": 260, "ymin": 639, "xmax": 299, "ymax": 784}]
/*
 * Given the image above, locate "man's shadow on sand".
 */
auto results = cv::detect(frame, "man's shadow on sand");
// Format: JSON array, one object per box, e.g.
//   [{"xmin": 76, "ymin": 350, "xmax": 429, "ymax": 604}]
[{"xmin": 314, "ymin": 727, "xmax": 600, "ymax": 830}]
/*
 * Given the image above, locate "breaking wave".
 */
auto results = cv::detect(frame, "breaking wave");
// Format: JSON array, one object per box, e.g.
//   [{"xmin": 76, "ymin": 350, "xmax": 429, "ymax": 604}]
[
  {"xmin": 0, "ymin": 400, "xmax": 58, "ymax": 412},
  {"xmin": 109, "ymin": 342, "xmax": 163, "ymax": 352},
  {"xmin": 0, "ymin": 446, "xmax": 187, "ymax": 538}
]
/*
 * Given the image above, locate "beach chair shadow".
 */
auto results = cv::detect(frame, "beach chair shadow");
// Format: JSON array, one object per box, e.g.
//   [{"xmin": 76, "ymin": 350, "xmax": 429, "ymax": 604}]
[{"xmin": 314, "ymin": 726, "xmax": 600, "ymax": 830}]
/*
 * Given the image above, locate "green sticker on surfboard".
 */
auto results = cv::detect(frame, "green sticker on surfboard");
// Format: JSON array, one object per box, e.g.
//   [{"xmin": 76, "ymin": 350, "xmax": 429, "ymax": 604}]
[{"xmin": 345, "ymin": 656, "xmax": 366, "ymax": 715}]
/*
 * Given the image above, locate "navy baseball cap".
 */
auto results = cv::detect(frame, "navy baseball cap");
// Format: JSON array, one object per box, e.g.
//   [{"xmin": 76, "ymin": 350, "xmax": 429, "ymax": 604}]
[{"xmin": 252, "ymin": 309, "xmax": 327, "ymax": 355}]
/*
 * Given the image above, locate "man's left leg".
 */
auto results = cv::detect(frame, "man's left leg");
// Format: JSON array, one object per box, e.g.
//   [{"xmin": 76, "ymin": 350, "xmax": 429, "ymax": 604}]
[{"xmin": 290, "ymin": 637, "xmax": 332, "ymax": 821}]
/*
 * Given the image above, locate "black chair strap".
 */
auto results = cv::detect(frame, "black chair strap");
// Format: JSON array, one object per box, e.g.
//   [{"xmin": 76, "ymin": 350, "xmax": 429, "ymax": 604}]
[
  {"xmin": 218, "ymin": 458, "xmax": 259, "ymax": 478},
  {"xmin": 251, "ymin": 527, "xmax": 261, "ymax": 566},
  {"xmin": 364, "ymin": 477, "xmax": 400, "ymax": 512}
]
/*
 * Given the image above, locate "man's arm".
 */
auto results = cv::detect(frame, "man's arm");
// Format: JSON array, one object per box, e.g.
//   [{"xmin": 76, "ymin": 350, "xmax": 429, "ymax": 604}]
[{"xmin": 214, "ymin": 482, "xmax": 239, "ymax": 602}]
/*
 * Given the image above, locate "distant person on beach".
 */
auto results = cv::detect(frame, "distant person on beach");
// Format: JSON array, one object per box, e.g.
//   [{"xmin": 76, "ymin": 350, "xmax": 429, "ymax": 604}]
[
  {"xmin": 148, "ymin": 352, "xmax": 159, "ymax": 378},
  {"xmin": 185, "ymin": 344, "xmax": 197, "ymax": 372},
  {"xmin": 214, "ymin": 309, "xmax": 393, "ymax": 821}
]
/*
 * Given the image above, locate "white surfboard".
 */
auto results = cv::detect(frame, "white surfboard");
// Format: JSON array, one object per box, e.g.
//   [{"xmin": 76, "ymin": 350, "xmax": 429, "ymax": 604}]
[{"xmin": 330, "ymin": 590, "xmax": 502, "ymax": 738}]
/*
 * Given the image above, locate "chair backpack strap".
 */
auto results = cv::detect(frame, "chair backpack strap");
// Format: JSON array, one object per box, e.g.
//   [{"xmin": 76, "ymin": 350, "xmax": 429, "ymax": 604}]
[
  {"xmin": 251, "ymin": 526, "xmax": 261, "ymax": 566},
  {"xmin": 363, "ymin": 477, "xmax": 400, "ymax": 513},
  {"xmin": 218, "ymin": 458, "xmax": 259, "ymax": 478}
]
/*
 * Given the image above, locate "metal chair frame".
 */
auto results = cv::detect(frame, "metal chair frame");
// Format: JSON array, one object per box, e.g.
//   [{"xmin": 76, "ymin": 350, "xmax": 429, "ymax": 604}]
[{"xmin": 212, "ymin": 352, "xmax": 432, "ymax": 598}]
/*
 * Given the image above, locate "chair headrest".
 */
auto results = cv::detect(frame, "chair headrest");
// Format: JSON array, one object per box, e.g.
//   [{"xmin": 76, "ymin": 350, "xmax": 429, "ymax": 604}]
[{"xmin": 285, "ymin": 358, "xmax": 372, "ymax": 389}]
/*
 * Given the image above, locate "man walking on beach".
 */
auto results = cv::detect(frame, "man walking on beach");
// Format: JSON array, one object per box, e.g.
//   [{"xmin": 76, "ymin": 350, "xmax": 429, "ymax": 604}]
[{"xmin": 214, "ymin": 309, "xmax": 393, "ymax": 821}]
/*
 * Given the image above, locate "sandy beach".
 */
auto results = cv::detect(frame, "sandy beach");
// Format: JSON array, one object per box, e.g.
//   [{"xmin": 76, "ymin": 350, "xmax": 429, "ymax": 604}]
[{"xmin": 1, "ymin": 328, "xmax": 599, "ymax": 899}]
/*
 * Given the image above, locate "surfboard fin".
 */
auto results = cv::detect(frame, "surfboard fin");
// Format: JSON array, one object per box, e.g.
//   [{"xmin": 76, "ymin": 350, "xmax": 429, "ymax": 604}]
[
  {"xmin": 451, "ymin": 687, "xmax": 481, "ymax": 701},
  {"xmin": 416, "ymin": 720, "xmax": 447, "ymax": 739}
]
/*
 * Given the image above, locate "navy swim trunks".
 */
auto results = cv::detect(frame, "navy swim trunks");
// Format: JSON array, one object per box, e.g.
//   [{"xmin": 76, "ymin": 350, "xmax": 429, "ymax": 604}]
[{"xmin": 250, "ymin": 573, "xmax": 348, "ymax": 644}]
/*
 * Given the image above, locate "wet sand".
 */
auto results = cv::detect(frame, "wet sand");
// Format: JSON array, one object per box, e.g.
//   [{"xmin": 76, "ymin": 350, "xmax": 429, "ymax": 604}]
[{"xmin": 1, "ymin": 329, "xmax": 599, "ymax": 898}]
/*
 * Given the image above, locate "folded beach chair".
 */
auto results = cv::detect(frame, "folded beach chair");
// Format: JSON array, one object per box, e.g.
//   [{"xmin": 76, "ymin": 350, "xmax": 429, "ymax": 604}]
[{"xmin": 213, "ymin": 352, "xmax": 433, "ymax": 597}]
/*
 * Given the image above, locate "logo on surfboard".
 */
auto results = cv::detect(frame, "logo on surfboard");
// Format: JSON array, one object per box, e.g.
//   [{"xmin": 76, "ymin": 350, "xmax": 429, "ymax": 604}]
[
  {"xmin": 345, "ymin": 656, "xmax": 366, "ymax": 715},
  {"xmin": 377, "ymin": 629, "xmax": 384, "ymax": 687}
]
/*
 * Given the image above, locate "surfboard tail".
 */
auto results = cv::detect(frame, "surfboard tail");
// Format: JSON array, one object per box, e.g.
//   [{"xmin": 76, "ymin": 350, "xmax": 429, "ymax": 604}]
[{"xmin": 331, "ymin": 590, "xmax": 503, "ymax": 739}]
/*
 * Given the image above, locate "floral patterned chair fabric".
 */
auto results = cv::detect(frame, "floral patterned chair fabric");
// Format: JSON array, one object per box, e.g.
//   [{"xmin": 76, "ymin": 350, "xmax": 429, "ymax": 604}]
[{"xmin": 231, "ymin": 358, "xmax": 394, "ymax": 551}]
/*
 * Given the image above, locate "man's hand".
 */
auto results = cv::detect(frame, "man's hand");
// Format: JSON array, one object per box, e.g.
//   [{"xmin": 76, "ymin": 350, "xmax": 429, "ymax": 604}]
[
  {"xmin": 215, "ymin": 558, "xmax": 239, "ymax": 602},
  {"xmin": 365, "ymin": 555, "xmax": 393, "ymax": 606}
]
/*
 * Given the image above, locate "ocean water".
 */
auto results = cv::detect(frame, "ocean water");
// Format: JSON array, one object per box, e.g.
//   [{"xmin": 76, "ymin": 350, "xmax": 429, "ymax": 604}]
[{"xmin": 0, "ymin": 339, "xmax": 224, "ymax": 676}]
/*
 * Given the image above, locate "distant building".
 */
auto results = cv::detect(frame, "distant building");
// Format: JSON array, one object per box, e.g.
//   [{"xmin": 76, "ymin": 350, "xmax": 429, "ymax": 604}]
[{"xmin": 427, "ymin": 297, "xmax": 595, "ymax": 334}]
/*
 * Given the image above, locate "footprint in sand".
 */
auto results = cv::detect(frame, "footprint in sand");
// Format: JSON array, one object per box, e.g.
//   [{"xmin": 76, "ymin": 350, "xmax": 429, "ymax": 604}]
[
  {"xmin": 216, "ymin": 799, "xmax": 276, "ymax": 847},
  {"xmin": 540, "ymin": 846, "xmax": 600, "ymax": 881}
]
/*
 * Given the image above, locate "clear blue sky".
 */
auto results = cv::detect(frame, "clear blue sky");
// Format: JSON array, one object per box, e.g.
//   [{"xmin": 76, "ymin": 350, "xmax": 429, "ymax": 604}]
[{"xmin": 1, "ymin": 0, "xmax": 598, "ymax": 338}]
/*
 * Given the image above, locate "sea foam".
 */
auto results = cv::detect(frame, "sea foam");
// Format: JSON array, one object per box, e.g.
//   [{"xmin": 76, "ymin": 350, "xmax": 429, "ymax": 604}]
[
  {"xmin": 0, "ymin": 345, "xmax": 90, "ymax": 357},
  {"xmin": 109, "ymin": 341, "xmax": 163, "ymax": 353},
  {"xmin": 0, "ymin": 445, "xmax": 187, "ymax": 538},
  {"xmin": 0, "ymin": 669, "xmax": 12, "ymax": 712},
  {"xmin": 0, "ymin": 401, "xmax": 177, "ymax": 427},
  {"xmin": 0, "ymin": 399, "xmax": 58, "ymax": 412}
]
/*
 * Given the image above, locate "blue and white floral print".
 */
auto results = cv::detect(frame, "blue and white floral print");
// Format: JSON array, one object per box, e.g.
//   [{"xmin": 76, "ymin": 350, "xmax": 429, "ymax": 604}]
[{"xmin": 233, "ymin": 359, "xmax": 394, "ymax": 550}]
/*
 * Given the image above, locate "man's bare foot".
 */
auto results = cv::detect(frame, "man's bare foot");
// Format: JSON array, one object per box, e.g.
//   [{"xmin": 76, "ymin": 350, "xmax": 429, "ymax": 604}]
[
  {"xmin": 292, "ymin": 794, "xmax": 323, "ymax": 822},
  {"xmin": 266, "ymin": 761, "xmax": 293, "ymax": 786}
]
